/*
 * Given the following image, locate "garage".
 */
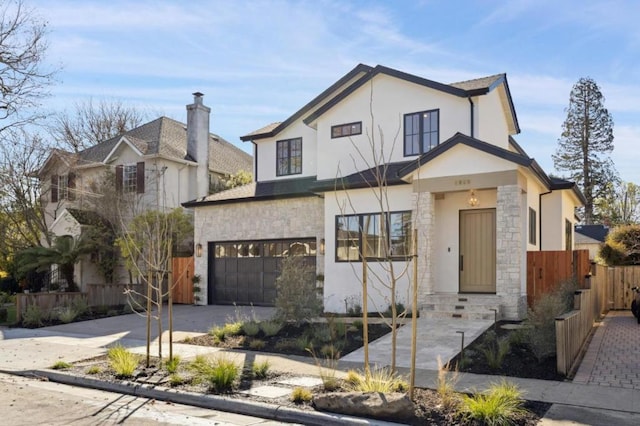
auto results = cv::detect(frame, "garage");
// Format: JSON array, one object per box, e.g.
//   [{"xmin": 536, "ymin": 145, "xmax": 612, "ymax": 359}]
[{"xmin": 208, "ymin": 238, "xmax": 317, "ymax": 306}]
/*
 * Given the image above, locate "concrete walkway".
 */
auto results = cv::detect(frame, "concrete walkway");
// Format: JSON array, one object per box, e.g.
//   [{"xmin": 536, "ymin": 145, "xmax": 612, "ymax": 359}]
[{"xmin": 1, "ymin": 305, "xmax": 640, "ymax": 425}]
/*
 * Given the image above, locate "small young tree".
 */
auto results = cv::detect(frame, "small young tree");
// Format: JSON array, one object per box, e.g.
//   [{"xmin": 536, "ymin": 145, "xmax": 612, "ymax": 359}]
[
  {"xmin": 115, "ymin": 208, "xmax": 193, "ymax": 365},
  {"xmin": 274, "ymin": 255, "xmax": 322, "ymax": 325}
]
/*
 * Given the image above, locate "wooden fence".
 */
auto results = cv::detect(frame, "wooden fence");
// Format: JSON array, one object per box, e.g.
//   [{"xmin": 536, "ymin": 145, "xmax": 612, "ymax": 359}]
[
  {"xmin": 15, "ymin": 283, "xmax": 142, "ymax": 322},
  {"xmin": 171, "ymin": 256, "xmax": 194, "ymax": 304},
  {"xmin": 591, "ymin": 264, "xmax": 640, "ymax": 310},
  {"xmin": 526, "ymin": 249, "xmax": 591, "ymax": 307},
  {"xmin": 555, "ymin": 288, "xmax": 598, "ymax": 375}
]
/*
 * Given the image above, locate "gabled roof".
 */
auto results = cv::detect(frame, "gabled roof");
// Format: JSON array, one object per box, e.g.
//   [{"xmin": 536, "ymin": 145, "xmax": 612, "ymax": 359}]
[
  {"xmin": 312, "ymin": 161, "xmax": 413, "ymax": 192},
  {"xmin": 182, "ymin": 176, "xmax": 318, "ymax": 207},
  {"xmin": 240, "ymin": 64, "xmax": 373, "ymax": 141},
  {"xmin": 242, "ymin": 64, "xmax": 520, "ymax": 141},
  {"xmin": 41, "ymin": 116, "xmax": 252, "ymax": 176},
  {"xmin": 66, "ymin": 208, "xmax": 110, "ymax": 227}
]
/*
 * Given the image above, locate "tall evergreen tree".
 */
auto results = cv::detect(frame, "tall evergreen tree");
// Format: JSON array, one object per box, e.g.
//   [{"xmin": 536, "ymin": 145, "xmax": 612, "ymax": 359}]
[{"xmin": 553, "ymin": 77, "xmax": 616, "ymax": 224}]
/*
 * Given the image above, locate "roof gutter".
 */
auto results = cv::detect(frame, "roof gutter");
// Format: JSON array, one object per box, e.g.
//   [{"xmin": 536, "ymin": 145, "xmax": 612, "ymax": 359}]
[{"xmin": 468, "ymin": 96, "xmax": 474, "ymax": 138}]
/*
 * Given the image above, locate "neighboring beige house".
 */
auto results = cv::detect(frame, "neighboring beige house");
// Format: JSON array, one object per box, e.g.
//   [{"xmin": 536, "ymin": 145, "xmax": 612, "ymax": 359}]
[
  {"xmin": 184, "ymin": 64, "xmax": 584, "ymax": 320},
  {"xmin": 39, "ymin": 94, "xmax": 252, "ymax": 289},
  {"xmin": 575, "ymin": 224, "xmax": 609, "ymax": 260}
]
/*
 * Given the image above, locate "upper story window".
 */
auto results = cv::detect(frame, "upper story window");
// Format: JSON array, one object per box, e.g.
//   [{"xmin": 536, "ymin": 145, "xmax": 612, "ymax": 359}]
[
  {"xmin": 116, "ymin": 162, "xmax": 145, "ymax": 194},
  {"xmin": 404, "ymin": 109, "xmax": 439, "ymax": 156},
  {"xmin": 331, "ymin": 122, "xmax": 362, "ymax": 139},
  {"xmin": 50, "ymin": 173, "xmax": 75, "ymax": 202},
  {"xmin": 276, "ymin": 137, "xmax": 302, "ymax": 176},
  {"xmin": 336, "ymin": 211, "xmax": 412, "ymax": 262}
]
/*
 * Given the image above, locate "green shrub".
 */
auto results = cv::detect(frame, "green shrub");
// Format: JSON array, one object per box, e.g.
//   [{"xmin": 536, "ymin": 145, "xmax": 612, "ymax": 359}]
[
  {"xmin": 345, "ymin": 367, "xmax": 407, "ymax": 393},
  {"xmin": 599, "ymin": 224, "xmax": 640, "ymax": 265},
  {"xmin": 251, "ymin": 360, "xmax": 270, "ymax": 379},
  {"xmin": 165, "ymin": 356, "xmax": 181, "ymax": 374},
  {"xmin": 209, "ymin": 326, "xmax": 226, "ymax": 342},
  {"xmin": 169, "ymin": 373, "xmax": 186, "ymax": 387},
  {"xmin": 56, "ymin": 306, "xmax": 78, "ymax": 324},
  {"xmin": 295, "ymin": 335, "xmax": 313, "ymax": 352},
  {"xmin": 312, "ymin": 324, "xmax": 333, "ymax": 344},
  {"xmin": 480, "ymin": 330, "xmax": 511, "ymax": 370},
  {"xmin": 260, "ymin": 320, "xmax": 283, "ymax": 337},
  {"xmin": 274, "ymin": 256, "xmax": 322, "ymax": 325},
  {"xmin": 457, "ymin": 380, "xmax": 527, "ymax": 426},
  {"xmin": 223, "ymin": 321, "xmax": 244, "ymax": 336},
  {"xmin": 51, "ymin": 361, "xmax": 73, "ymax": 370},
  {"xmin": 71, "ymin": 298, "xmax": 88, "ymax": 316},
  {"xmin": 188, "ymin": 355, "xmax": 240, "ymax": 392},
  {"xmin": 107, "ymin": 345, "xmax": 138, "ymax": 378},
  {"xmin": 525, "ymin": 292, "xmax": 566, "ymax": 361},
  {"xmin": 351, "ymin": 319, "xmax": 363, "ymax": 329},
  {"xmin": 320, "ymin": 343, "xmax": 341, "ymax": 359},
  {"xmin": 22, "ymin": 305, "xmax": 44, "ymax": 327},
  {"xmin": 86, "ymin": 365, "xmax": 102, "ymax": 375},
  {"xmin": 436, "ymin": 356, "xmax": 460, "ymax": 411},
  {"xmin": 290, "ymin": 387, "xmax": 313, "ymax": 403},
  {"xmin": 248, "ymin": 338, "xmax": 266, "ymax": 350},
  {"xmin": 243, "ymin": 320, "xmax": 260, "ymax": 337}
]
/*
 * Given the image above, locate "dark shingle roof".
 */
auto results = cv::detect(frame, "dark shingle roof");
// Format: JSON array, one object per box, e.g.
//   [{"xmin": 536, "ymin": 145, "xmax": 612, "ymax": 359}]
[
  {"xmin": 75, "ymin": 116, "xmax": 251, "ymax": 175},
  {"xmin": 449, "ymin": 74, "xmax": 504, "ymax": 93},
  {"xmin": 183, "ymin": 176, "xmax": 318, "ymax": 207},
  {"xmin": 575, "ymin": 225, "xmax": 609, "ymax": 243},
  {"xmin": 66, "ymin": 208, "xmax": 110, "ymax": 227},
  {"xmin": 312, "ymin": 162, "xmax": 413, "ymax": 192}
]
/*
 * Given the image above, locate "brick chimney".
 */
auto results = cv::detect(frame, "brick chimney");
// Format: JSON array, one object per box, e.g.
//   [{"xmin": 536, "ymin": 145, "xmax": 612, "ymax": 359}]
[{"xmin": 186, "ymin": 92, "xmax": 211, "ymax": 199}]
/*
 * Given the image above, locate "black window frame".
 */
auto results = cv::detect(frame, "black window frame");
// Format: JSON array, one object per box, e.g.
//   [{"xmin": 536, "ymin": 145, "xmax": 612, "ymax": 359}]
[
  {"xmin": 565, "ymin": 219, "xmax": 572, "ymax": 251},
  {"xmin": 335, "ymin": 211, "xmax": 412, "ymax": 262},
  {"xmin": 529, "ymin": 207, "xmax": 537, "ymax": 245},
  {"xmin": 331, "ymin": 121, "xmax": 362, "ymax": 139},
  {"xmin": 276, "ymin": 137, "xmax": 302, "ymax": 176},
  {"xmin": 403, "ymin": 109, "xmax": 439, "ymax": 156}
]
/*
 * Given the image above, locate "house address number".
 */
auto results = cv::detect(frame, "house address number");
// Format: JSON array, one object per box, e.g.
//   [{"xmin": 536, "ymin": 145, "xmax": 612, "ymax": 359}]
[{"xmin": 454, "ymin": 179, "xmax": 471, "ymax": 186}]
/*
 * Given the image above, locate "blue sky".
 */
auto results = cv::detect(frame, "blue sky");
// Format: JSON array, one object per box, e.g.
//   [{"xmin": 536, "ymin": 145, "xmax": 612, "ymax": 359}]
[{"xmin": 30, "ymin": 0, "xmax": 640, "ymax": 183}]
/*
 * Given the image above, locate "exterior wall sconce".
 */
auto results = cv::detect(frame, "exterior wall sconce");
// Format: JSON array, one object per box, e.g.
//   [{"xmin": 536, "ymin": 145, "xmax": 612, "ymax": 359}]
[
  {"xmin": 196, "ymin": 243, "xmax": 203, "ymax": 257},
  {"xmin": 319, "ymin": 238, "xmax": 325, "ymax": 255},
  {"xmin": 468, "ymin": 190, "xmax": 479, "ymax": 207}
]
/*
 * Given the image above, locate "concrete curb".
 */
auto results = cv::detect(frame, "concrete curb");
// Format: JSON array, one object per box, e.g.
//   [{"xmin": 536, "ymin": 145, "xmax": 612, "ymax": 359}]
[{"xmin": 5, "ymin": 369, "xmax": 401, "ymax": 426}]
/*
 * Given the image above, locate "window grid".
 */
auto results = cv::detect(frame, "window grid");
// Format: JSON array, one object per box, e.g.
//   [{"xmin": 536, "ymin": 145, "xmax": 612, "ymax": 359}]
[
  {"xmin": 404, "ymin": 109, "xmax": 439, "ymax": 156},
  {"xmin": 58, "ymin": 175, "xmax": 68, "ymax": 200},
  {"xmin": 331, "ymin": 122, "xmax": 362, "ymax": 139},
  {"xmin": 336, "ymin": 211, "xmax": 412, "ymax": 262},
  {"xmin": 123, "ymin": 165, "xmax": 137, "ymax": 193},
  {"xmin": 276, "ymin": 138, "xmax": 302, "ymax": 176}
]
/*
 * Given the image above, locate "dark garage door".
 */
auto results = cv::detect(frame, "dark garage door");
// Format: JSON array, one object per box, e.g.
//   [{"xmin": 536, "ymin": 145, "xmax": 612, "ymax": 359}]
[{"xmin": 208, "ymin": 238, "xmax": 316, "ymax": 306}]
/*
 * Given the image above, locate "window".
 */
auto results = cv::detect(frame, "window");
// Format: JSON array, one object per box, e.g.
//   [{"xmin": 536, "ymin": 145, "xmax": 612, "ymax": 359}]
[
  {"xmin": 276, "ymin": 138, "xmax": 302, "ymax": 176},
  {"xmin": 50, "ymin": 173, "xmax": 75, "ymax": 202},
  {"xmin": 336, "ymin": 211, "xmax": 411, "ymax": 261},
  {"xmin": 331, "ymin": 122, "xmax": 362, "ymax": 139},
  {"xmin": 404, "ymin": 109, "xmax": 439, "ymax": 156},
  {"xmin": 116, "ymin": 162, "xmax": 145, "ymax": 193},
  {"xmin": 529, "ymin": 208, "xmax": 537, "ymax": 245},
  {"xmin": 565, "ymin": 219, "xmax": 572, "ymax": 251},
  {"xmin": 123, "ymin": 165, "xmax": 137, "ymax": 193}
]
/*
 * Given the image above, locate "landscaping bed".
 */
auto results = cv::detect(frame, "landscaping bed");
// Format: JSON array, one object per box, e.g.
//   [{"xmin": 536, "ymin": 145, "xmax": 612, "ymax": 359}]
[{"xmin": 449, "ymin": 321, "xmax": 564, "ymax": 381}]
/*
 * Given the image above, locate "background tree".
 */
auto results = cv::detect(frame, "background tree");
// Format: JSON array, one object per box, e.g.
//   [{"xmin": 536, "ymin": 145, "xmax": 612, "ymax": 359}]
[
  {"xmin": 0, "ymin": 0, "xmax": 55, "ymax": 134},
  {"xmin": 553, "ymin": 77, "xmax": 616, "ymax": 224},
  {"xmin": 51, "ymin": 98, "xmax": 151, "ymax": 152},
  {"xmin": 599, "ymin": 225, "xmax": 640, "ymax": 265},
  {"xmin": 209, "ymin": 169, "xmax": 253, "ymax": 194},
  {"xmin": 596, "ymin": 181, "xmax": 640, "ymax": 226}
]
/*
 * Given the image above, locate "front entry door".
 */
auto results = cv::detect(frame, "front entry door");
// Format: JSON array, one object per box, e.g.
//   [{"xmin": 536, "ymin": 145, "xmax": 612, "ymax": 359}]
[{"xmin": 460, "ymin": 209, "xmax": 496, "ymax": 293}]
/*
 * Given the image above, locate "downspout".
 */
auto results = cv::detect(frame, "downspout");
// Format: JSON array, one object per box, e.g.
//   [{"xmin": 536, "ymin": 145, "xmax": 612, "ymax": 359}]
[
  {"xmin": 468, "ymin": 97, "xmax": 474, "ymax": 138},
  {"xmin": 539, "ymin": 190, "xmax": 552, "ymax": 251},
  {"xmin": 251, "ymin": 141, "xmax": 258, "ymax": 182}
]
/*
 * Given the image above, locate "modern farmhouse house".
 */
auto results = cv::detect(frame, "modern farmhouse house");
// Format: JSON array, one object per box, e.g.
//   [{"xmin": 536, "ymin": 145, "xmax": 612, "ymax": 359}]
[{"xmin": 184, "ymin": 64, "xmax": 584, "ymax": 320}]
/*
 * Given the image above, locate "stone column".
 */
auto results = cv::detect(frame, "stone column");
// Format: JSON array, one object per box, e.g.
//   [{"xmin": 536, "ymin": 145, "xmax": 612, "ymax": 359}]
[
  {"xmin": 412, "ymin": 191, "xmax": 435, "ymax": 306},
  {"xmin": 496, "ymin": 184, "xmax": 526, "ymax": 319}
]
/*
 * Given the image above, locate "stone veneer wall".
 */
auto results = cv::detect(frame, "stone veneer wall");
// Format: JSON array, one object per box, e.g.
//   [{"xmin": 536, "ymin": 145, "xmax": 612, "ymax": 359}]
[
  {"xmin": 192, "ymin": 196, "xmax": 324, "ymax": 305},
  {"xmin": 412, "ymin": 191, "xmax": 435, "ymax": 306},
  {"xmin": 496, "ymin": 184, "xmax": 527, "ymax": 320}
]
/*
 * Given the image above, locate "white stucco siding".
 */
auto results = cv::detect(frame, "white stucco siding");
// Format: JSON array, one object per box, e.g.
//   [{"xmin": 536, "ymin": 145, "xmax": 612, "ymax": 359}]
[
  {"xmin": 254, "ymin": 122, "xmax": 318, "ymax": 181},
  {"xmin": 476, "ymin": 90, "xmax": 510, "ymax": 149},
  {"xmin": 323, "ymin": 185, "xmax": 413, "ymax": 313},
  {"xmin": 315, "ymin": 74, "xmax": 470, "ymax": 180},
  {"xmin": 433, "ymin": 189, "xmax": 498, "ymax": 292},
  {"xmin": 418, "ymin": 144, "xmax": 517, "ymax": 179},
  {"xmin": 523, "ymin": 175, "xmax": 546, "ymax": 251},
  {"xmin": 540, "ymin": 190, "xmax": 580, "ymax": 251},
  {"xmin": 192, "ymin": 196, "xmax": 324, "ymax": 305}
]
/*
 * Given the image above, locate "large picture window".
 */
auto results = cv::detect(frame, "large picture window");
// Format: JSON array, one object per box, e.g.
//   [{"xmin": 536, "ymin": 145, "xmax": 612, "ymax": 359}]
[
  {"xmin": 276, "ymin": 137, "xmax": 302, "ymax": 176},
  {"xmin": 404, "ymin": 109, "xmax": 439, "ymax": 156},
  {"xmin": 336, "ymin": 211, "xmax": 411, "ymax": 261}
]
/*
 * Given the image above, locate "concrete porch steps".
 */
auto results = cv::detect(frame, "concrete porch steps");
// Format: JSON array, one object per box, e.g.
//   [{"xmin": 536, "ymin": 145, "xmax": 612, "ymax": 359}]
[{"xmin": 420, "ymin": 294, "xmax": 502, "ymax": 321}]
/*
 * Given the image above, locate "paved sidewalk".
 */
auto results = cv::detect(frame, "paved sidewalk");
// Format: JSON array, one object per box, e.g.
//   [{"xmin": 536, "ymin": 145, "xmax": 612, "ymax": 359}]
[{"xmin": 573, "ymin": 311, "xmax": 640, "ymax": 389}]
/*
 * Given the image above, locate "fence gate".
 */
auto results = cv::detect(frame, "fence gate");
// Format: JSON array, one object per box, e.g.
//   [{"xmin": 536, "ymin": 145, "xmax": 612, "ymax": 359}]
[{"xmin": 171, "ymin": 256, "xmax": 194, "ymax": 304}]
